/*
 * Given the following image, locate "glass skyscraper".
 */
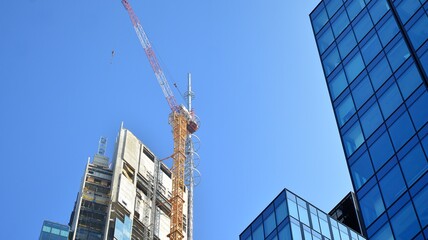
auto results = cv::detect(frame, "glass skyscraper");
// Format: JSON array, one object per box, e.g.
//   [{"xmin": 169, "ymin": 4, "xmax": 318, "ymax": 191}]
[
  {"xmin": 39, "ymin": 220, "xmax": 70, "ymax": 240},
  {"xmin": 310, "ymin": 0, "xmax": 428, "ymax": 239},
  {"xmin": 240, "ymin": 188, "xmax": 366, "ymax": 240}
]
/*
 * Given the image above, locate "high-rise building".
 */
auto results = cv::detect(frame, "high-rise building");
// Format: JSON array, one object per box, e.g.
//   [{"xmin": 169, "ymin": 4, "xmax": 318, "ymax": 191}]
[
  {"xmin": 239, "ymin": 188, "xmax": 366, "ymax": 240},
  {"xmin": 39, "ymin": 220, "xmax": 70, "ymax": 240},
  {"xmin": 310, "ymin": 0, "xmax": 428, "ymax": 239},
  {"xmin": 69, "ymin": 137, "xmax": 113, "ymax": 240},
  {"xmin": 69, "ymin": 126, "xmax": 187, "ymax": 240}
]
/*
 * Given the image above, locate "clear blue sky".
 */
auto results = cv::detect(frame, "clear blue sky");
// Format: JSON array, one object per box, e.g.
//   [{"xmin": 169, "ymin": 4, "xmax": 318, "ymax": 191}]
[{"xmin": 0, "ymin": 0, "xmax": 353, "ymax": 239}]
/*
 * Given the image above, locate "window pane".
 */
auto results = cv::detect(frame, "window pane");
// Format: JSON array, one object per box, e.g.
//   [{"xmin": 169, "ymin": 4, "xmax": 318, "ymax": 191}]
[
  {"xmin": 369, "ymin": 56, "xmax": 392, "ymax": 90},
  {"xmin": 390, "ymin": 202, "xmax": 420, "ymax": 239},
  {"xmin": 336, "ymin": 94, "xmax": 356, "ymax": 126},
  {"xmin": 361, "ymin": 33, "xmax": 382, "ymax": 65},
  {"xmin": 313, "ymin": 7, "xmax": 329, "ymax": 34},
  {"xmin": 287, "ymin": 198, "xmax": 299, "ymax": 219},
  {"xmin": 360, "ymin": 185, "xmax": 385, "ymax": 226},
  {"xmin": 329, "ymin": 70, "xmax": 348, "ymax": 100},
  {"xmin": 396, "ymin": 0, "xmax": 421, "ymax": 24},
  {"xmin": 318, "ymin": 212, "xmax": 331, "ymax": 238},
  {"xmin": 278, "ymin": 223, "xmax": 292, "ymax": 240},
  {"xmin": 51, "ymin": 228, "xmax": 60, "ymax": 235},
  {"xmin": 400, "ymin": 144, "xmax": 428, "ymax": 186},
  {"xmin": 354, "ymin": 11, "xmax": 373, "ymax": 41},
  {"xmin": 343, "ymin": 121, "xmax": 364, "ymax": 157},
  {"xmin": 60, "ymin": 230, "xmax": 69, "ymax": 237},
  {"xmin": 338, "ymin": 29, "xmax": 357, "ymax": 58},
  {"xmin": 408, "ymin": 13, "xmax": 428, "ymax": 50},
  {"xmin": 389, "ymin": 112, "xmax": 415, "ymax": 150},
  {"xmin": 323, "ymin": 47, "xmax": 341, "ymax": 76},
  {"xmin": 409, "ymin": 91, "xmax": 428, "ymax": 130},
  {"xmin": 252, "ymin": 222, "xmax": 264, "ymax": 240},
  {"xmin": 311, "ymin": 212, "xmax": 321, "ymax": 233},
  {"xmin": 413, "ymin": 186, "xmax": 428, "ymax": 227},
  {"xmin": 368, "ymin": 0, "xmax": 390, "ymax": 24},
  {"xmin": 379, "ymin": 164, "xmax": 406, "ymax": 207},
  {"xmin": 345, "ymin": 52, "xmax": 365, "ymax": 82},
  {"xmin": 347, "ymin": 0, "xmax": 365, "ymax": 21},
  {"xmin": 264, "ymin": 211, "xmax": 277, "ymax": 237},
  {"xmin": 275, "ymin": 199, "xmax": 288, "ymax": 225},
  {"xmin": 352, "ymin": 75, "xmax": 374, "ymax": 109},
  {"xmin": 378, "ymin": 83, "xmax": 402, "ymax": 119},
  {"xmin": 396, "ymin": 63, "xmax": 423, "ymax": 99},
  {"xmin": 330, "ymin": 221, "xmax": 341, "ymax": 240},
  {"xmin": 43, "ymin": 226, "xmax": 51, "ymax": 233},
  {"xmin": 298, "ymin": 204, "xmax": 310, "ymax": 226},
  {"xmin": 378, "ymin": 15, "xmax": 399, "ymax": 46},
  {"xmin": 386, "ymin": 39, "xmax": 410, "ymax": 71},
  {"xmin": 326, "ymin": 0, "xmax": 343, "ymax": 17},
  {"xmin": 291, "ymin": 220, "xmax": 302, "ymax": 240},
  {"xmin": 332, "ymin": 10, "xmax": 350, "ymax": 37},
  {"xmin": 318, "ymin": 26, "xmax": 335, "ymax": 54},
  {"xmin": 369, "ymin": 131, "xmax": 394, "ymax": 170},
  {"xmin": 361, "ymin": 102, "xmax": 383, "ymax": 138},
  {"xmin": 370, "ymin": 223, "xmax": 394, "ymax": 240},
  {"xmin": 351, "ymin": 151, "xmax": 374, "ymax": 189}
]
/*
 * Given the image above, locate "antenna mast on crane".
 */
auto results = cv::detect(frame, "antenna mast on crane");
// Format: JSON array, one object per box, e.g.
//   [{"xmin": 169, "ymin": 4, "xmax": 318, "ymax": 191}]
[{"xmin": 121, "ymin": 1, "xmax": 200, "ymax": 239}]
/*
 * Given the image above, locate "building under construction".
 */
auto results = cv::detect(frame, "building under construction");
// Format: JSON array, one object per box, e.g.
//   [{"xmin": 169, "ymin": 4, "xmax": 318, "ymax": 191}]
[{"xmin": 69, "ymin": 125, "xmax": 189, "ymax": 240}]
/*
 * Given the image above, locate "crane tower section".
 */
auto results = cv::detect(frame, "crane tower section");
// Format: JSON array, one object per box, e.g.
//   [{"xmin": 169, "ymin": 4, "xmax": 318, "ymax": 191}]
[{"xmin": 121, "ymin": 1, "xmax": 199, "ymax": 240}]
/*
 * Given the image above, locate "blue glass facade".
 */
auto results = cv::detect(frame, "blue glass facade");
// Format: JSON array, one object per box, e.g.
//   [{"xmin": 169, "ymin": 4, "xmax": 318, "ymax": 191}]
[
  {"xmin": 240, "ymin": 189, "xmax": 366, "ymax": 240},
  {"xmin": 310, "ymin": 0, "xmax": 428, "ymax": 239},
  {"xmin": 39, "ymin": 220, "xmax": 69, "ymax": 240}
]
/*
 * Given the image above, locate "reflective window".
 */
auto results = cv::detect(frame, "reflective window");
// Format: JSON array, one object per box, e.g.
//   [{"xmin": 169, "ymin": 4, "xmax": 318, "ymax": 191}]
[
  {"xmin": 318, "ymin": 26, "xmax": 335, "ymax": 54},
  {"xmin": 413, "ymin": 186, "xmax": 428, "ymax": 227},
  {"xmin": 252, "ymin": 219, "xmax": 264, "ymax": 240},
  {"xmin": 264, "ymin": 205, "xmax": 277, "ymax": 237},
  {"xmin": 377, "ymin": 15, "xmax": 399, "ymax": 46},
  {"xmin": 338, "ymin": 29, "xmax": 357, "ymax": 58},
  {"xmin": 409, "ymin": 91, "xmax": 428, "ymax": 130},
  {"xmin": 379, "ymin": 164, "xmax": 406, "ymax": 207},
  {"xmin": 51, "ymin": 228, "xmax": 60, "ymax": 235},
  {"xmin": 310, "ymin": 206, "xmax": 321, "ymax": 233},
  {"xmin": 318, "ymin": 211, "xmax": 331, "ymax": 238},
  {"xmin": 330, "ymin": 220, "xmax": 341, "ymax": 240},
  {"xmin": 312, "ymin": 7, "xmax": 329, "ymax": 34},
  {"xmin": 354, "ymin": 10, "xmax": 373, "ymax": 41},
  {"xmin": 378, "ymin": 83, "xmax": 402, "ymax": 119},
  {"xmin": 346, "ymin": 0, "xmax": 365, "ymax": 21},
  {"xmin": 360, "ymin": 185, "xmax": 385, "ymax": 226},
  {"xmin": 303, "ymin": 226, "xmax": 312, "ymax": 240},
  {"xmin": 297, "ymin": 199, "xmax": 310, "ymax": 226},
  {"xmin": 361, "ymin": 102, "xmax": 383, "ymax": 138},
  {"xmin": 386, "ymin": 38, "xmax": 410, "ymax": 71},
  {"xmin": 361, "ymin": 33, "xmax": 382, "ymax": 65},
  {"xmin": 369, "ymin": 56, "xmax": 392, "ymax": 90},
  {"xmin": 323, "ymin": 47, "xmax": 341, "ymax": 76},
  {"xmin": 408, "ymin": 13, "xmax": 428, "ymax": 50},
  {"xmin": 287, "ymin": 194, "xmax": 299, "ymax": 220},
  {"xmin": 345, "ymin": 51, "xmax": 365, "ymax": 82},
  {"xmin": 278, "ymin": 223, "xmax": 292, "ymax": 240},
  {"xmin": 339, "ymin": 224, "xmax": 350, "ymax": 240},
  {"xmin": 329, "ymin": 70, "xmax": 348, "ymax": 100},
  {"xmin": 370, "ymin": 223, "xmax": 394, "ymax": 240},
  {"xmin": 368, "ymin": 0, "xmax": 390, "ymax": 24},
  {"xmin": 400, "ymin": 144, "xmax": 428, "ymax": 186},
  {"xmin": 343, "ymin": 121, "xmax": 364, "ymax": 157},
  {"xmin": 420, "ymin": 48, "xmax": 428, "ymax": 76},
  {"xmin": 389, "ymin": 112, "xmax": 415, "ymax": 150},
  {"xmin": 352, "ymin": 75, "xmax": 373, "ymax": 109},
  {"xmin": 275, "ymin": 198, "xmax": 288, "ymax": 225},
  {"xmin": 291, "ymin": 219, "xmax": 302, "ymax": 240},
  {"xmin": 351, "ymin": 151, "xmax": 374, "ymax": 189},
  {"xmin": 396, "ymin": 0, "xmax": 421, "ymax": 24},
  {"xmin": 369, "ymin": 131, "xmax": 394, "ymax": 170},
  {"xmin": 390, "ymin": 202, "xmax": 420, "ymax": 239},
  {"xmin": 336, "ymin": 94, "xmax": 356, "ymax": 126},
  {"xmin": 332, "ymin": 9, "xmax": 350, "ymax": 37},
  {"xmin": 326, "ymin": 0, "xmax": 343, "ymax": 17},
  {"xmin": 42, "ymin": 226, "xmax": 51, "ymax": 233},
  {"xmin": 396, "ymin": 63, "xmax": 423, "ymax": 99}
]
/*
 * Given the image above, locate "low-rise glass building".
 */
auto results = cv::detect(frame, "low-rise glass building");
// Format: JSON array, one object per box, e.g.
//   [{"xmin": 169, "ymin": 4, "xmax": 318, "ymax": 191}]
[
  {"xmin": 39, "ymin": 220, "xmax": 69, "ymax": 240},
  {"xmin": 240, "ymin": 188, "xmax": 366, "ymax": 240}
]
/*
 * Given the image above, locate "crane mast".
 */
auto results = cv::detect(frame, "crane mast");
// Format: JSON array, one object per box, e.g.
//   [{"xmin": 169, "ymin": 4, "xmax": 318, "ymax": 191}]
[{"xmin": 121, "ymin": 1, "xmax": 199, "ymax": 240}]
